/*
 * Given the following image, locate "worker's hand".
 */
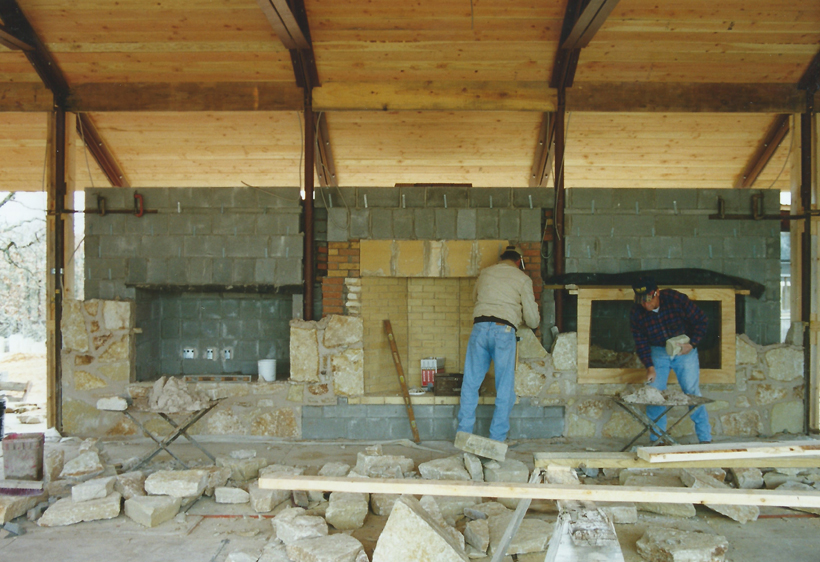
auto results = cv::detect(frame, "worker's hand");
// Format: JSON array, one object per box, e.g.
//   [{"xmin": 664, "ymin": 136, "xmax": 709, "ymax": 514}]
[
  {"xmin": 646, "ymin": 367, "xmax": 656, "ymax": 384},
  {"xmin": 679, "ymin": 343, "xmax": 694, "ymax": 355}
]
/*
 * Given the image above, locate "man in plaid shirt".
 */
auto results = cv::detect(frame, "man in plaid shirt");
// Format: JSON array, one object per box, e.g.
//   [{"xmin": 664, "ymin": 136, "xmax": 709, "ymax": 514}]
[{"xmin": 630, "ymin": 276, "xmax": 712, "ymax": 444}]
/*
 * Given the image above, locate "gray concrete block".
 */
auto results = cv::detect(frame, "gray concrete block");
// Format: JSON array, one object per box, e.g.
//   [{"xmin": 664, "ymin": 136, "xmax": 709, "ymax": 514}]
[
  {"xmin": 212, "ymin": 213, "xmax": 257, "ymax": 235},
  {"xmin": 371, "ymin": 209, "xmax": 394, "ymax": 239},
  {"xmin": 566, "ymin": 237, "xmax": 598, "ymax": 259},
  {"xmin": 618, "ymin": 258, "xmax": 642, "ymax": 273},
  {"xmin": 412, "ymin": 405, "xmax": 434, "ymax": 418},
  {"xmin": 569, "ymin": 214, "xmax": 614, "ymax": 236},
  {"xmin": 186, "ymin": 258, "xmax": 213, "ymax": 284},
  {"xmin": 174, "ymin": 187, "xmax": 214, "ymax": 209},
  {"xmin": 161, "ymin": 319, "xmax": 180, "ymax": 339},
  {"xmin": 432, "ymin": 405, "xmax": 457, "ymax": 418},
  {"xmin": 235, "ymin": 339, "xmax": 259, "ymax": 359},
  {"xmin": 302, "ymin": 406, "xmax": 323, "ymax": 418},
  {"xmin": 213, "ymin": 259, "xmax": 233, "ymax": 284},
  {"xmin": 181, "ymin": 320, "xmax": 201, "ymax": 338},
  {"xmin": 433, "ymin": 418, "xmax": 458, "ymax": 440},
  {"xmin": 654, "ymin": 216, "xmax": 696, "ymax": 237},
  {"xmin": 655, "ymin": 189, "xmax": 698, "ymax": 210},
  {"xmin": 583, "ymin": 257, "xmax": 620, "ymax": 273},
  {"xmin": 84, "ymin": 279, "xmax": 100, "ymax": 298},
  {"xmin": 520, "ymin": 209, "xmax": 542, "ymax": 241},
  {"xmin": 457, "ymin": 209, "xmax": 477, "ymax": 239},
  {"xmin": 254, "ymin": 259, "xmax": 277, "ymax": 284},
  {"xmin": 471, "ymin": 188, "xmax": 511, "ymax": 208},
  {"xmin": 200, "ymin": 321, "xmax": 220, "ymax": 338},
  {"xmin": 86, "ymin": 214, "xmax": 123, "ymax": 236},
  {"xmin": 597, "ymin": 237, "xmax": 638, "ymax": 259},
  {"xmin": 612, "ymin": 189, "xmax": 656, "ymax": 211},
  {"xmin": 221, "ymin": 320, "xmax": 242, "ymax": 339},
  {"xmin": 348, "ymin": 417, "xmax": 392, "ymax": 440},
  {"xmin": 302, "ymin": 418, "xmax": 348, "ymax": 440},
  {"xmin": 568, "ymin": 188, "xmax": 613, "ymax": 211},
  {"xmin": 427, "ymin": 187, "xmax": 469, "ymax": 208},
  {"xmin": 476, "ymin": 209, "xmax": 499, "ymax": 239},
  {"xmin": 435, "ymin": 209, "xmax": 457, "ymax": 239},
  {"xmin": 725, "ymin": 237, "xmax": 766, "ymax": 259},
  {"xmin": 414, "ymin": 417, "xmax": 435, "ymax": 439},
  {"xmin": 513, "ymin": 188, "xmax": 553, "ymax": 209},
  {"xmin": 239, "ymin": 299, "xmax": 262, "ymax": 319},
  {"xmin": 124, "ymin": 213, "xmax": 167, "ymax": 236},
  {"xmin": 258, "ymin": 213, "xmax": 301, "ymax": 236},
  {"xmin": 161, "ymin": 358, "xmax": 182, "ymax": 376},
  {"xmin": 387, "ymin": 418, "xmax": 415, "ymax": 440},
  {"xmin": 258, "ymin": 188, "xmax": 301, "ymax": 209},
  {"xmin": 84, "ymin": 235, "xmax": 100, "ymax": 260},
  {"xmin": 222, "ymin": 299, "xmax": 240, "ymax": 318},
  {"xmin": 141, "ymin": 235, "xmax": 182, "ymax": 258},
  {"xmin": 223, "ymin": 236, "xmax": 268, "ymax": 258},
  {"xmin": 358, "ymin": 187, "xmax": 399, "ymax": 207},
  {"xmin": 415, "ymin": 209, "xmax": 436, "ymax": 239},
  {"xmin": 399, "ymin": 186, "xmax": 427, "ymax": 208},
  {"xmin": 350, "ymin": 209, "xmax": 371, "ymax": 239},
  {"xmin": 512, "ymin": 417, "xmax": 563, "ymax": 439},
  {"xmin": 367, "ymin": 405, "xmax": 403, "ymax": 418},
  {"xmin": 693, "ymin": 216, "xmax": 740, "ymax": 236},
  {"xmin": 210, "ymin": 187, "xmax": 259, "ymax": 208},
  {"xmin": 168, "ymin": 213, "xmax": 213, "ymax": 236},
  {"xmin": 392, "ymin": 209, "xmax": 414, "ymax": 239},
  {"xmin": 127, "ymin": 258, "xmax": 148, "ymax": 283},
  {"xmin": 184, "ymin": 236, "xmax": 226, "ymax": 258},
  {"xmin": 269, "ymin": 236, "xmax": 303, "ymax": 259},
  {"xmin": 682, "ymin": 237, "xmax": 725, "ymax": 259},
  {"xmin": 275, "ymin": 258, "xmax": 302, "ymax": 285},
  {"xmin": 100, "ymin": 235, "xmax": 139, "ymax": 257},
  {"xmin": 611, "ymin": 214, "xmax": 655, "ymax": 237},
  {"xmin": 317, "ymin": 187, "xmax": 356, "ymax": 210},
  {"xmin": 498, "ymin": 209, "xmax": 520, "ymax": 240},
  {"xmin": 88, "ymin": 258, "xmax": 128, "ymax": 281},
  {"xmin": 640, "ymin": 236, "xmax": 682, "ymax": 259},
  {"xmin": 233, "ymin": 259, "xmax": 255, "ymax": 283}
]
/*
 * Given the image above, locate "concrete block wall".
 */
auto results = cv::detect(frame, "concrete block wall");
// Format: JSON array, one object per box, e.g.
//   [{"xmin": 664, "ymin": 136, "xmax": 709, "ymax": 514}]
[
  {"xmin": 565, "ymin": 188, "xmax": 781, "ymax": 344},
  {"xmin": 84, "ymin": 187, "xmax": 304, "ymax": 300}
]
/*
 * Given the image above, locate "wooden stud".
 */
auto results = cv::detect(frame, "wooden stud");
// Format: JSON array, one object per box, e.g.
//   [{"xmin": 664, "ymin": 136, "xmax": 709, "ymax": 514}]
[
  {"xmin": 735, "ymin": 115, "xmax": 790, "ymax": 189},
  {"xmin": 76, "ymin": 113, "xmax": 128, "ymax": 188},
  {"xmin": 636, "ymin": 441, "xmax": 820, "ymax": 464},
  {"xmin": 534, "ymin": 451, "xmax": 820, "ymax": 470}
]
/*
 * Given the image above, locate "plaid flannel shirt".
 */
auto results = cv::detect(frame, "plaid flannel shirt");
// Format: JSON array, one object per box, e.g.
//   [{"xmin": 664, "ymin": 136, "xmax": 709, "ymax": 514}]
[{"xmin": 629, "ymin": 289, "xmax": 708, "ymax": 368}]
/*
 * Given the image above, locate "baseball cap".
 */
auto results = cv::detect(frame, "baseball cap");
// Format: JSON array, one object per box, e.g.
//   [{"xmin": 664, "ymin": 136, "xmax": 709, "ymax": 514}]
[{"xmin": 632, "ymin": 276, "xmax": 658, "ymax": 303}]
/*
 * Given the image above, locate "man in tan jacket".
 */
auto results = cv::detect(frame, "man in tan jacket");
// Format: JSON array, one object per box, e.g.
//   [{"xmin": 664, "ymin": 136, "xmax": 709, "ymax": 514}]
[{"xmin": 457, "ymin": 245, "xmax": 540, "ymax": 442}]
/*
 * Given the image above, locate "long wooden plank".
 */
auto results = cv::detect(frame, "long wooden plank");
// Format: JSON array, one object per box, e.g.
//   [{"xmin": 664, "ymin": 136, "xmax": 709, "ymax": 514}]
[
  {"xmin": 257, "ymin": 474, "xmax": 820, "ymax": 508},
  {"xmin": 534, "ymin": 451, "xmax": 820, "ymax": 470},
  {"xmin": 637, "ymin": 441, "xmax": 820, "ymax": 464}
]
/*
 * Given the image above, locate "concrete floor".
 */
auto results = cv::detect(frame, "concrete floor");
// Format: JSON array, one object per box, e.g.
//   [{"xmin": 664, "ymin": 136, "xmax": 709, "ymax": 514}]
[{"xmin": 1, "ymin": 437, "xmax": 819, "ymax": 562}]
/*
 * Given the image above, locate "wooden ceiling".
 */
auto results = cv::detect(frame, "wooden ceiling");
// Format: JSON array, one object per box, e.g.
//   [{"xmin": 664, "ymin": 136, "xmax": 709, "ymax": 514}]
[{"xmin": 0, "ymin": 0, "xmax": 818, "ymax": 191}]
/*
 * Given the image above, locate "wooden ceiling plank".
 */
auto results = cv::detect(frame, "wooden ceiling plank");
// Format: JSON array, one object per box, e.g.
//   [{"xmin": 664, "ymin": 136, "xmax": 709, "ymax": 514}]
[
  {"xmin": 76, "ymin": 113, "xmax": 129, "ymax": 188},
  {"xmin": 735, "ymin": 114, "xmax": 790, "ymax": 189},
  {"xmin": 561, "ymin": 0, "xmax": 622, "ymax": 50},
  {"xmin": 0, "ymin": 23, "xmax": 33, "ymax": 51},
  {"xmin": 0, "ymin": 82, "xmax": 52, "ymax": 111}
]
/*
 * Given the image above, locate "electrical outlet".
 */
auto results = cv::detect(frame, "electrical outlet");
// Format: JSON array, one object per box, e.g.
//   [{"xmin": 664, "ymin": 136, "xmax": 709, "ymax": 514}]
[
  {"xmin": 222, "ymin": 348, "xmax": 232, "ymax": 360},
  {"xmin": 182, "ymin": 348, "xmax": 196, "ymax": 359},
  {"xmin": 205, "ymin": 348, "xmax": 215, "ymax": 360}
]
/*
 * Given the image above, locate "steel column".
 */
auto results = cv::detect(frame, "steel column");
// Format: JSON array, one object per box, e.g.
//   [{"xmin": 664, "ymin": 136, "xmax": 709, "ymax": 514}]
[
  {"xmin": 554, "ymin": 91, "xmax": 567, "ymax": 331},
  {"xmin": 303, "ymin": 90, "xmax": 315, "ymax": 320}
]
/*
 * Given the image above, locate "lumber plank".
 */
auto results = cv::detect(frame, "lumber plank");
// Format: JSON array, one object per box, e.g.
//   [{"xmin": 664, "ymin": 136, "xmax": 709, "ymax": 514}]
[
  {"xmin": 257, "ymin": 474, "xmax": 820, "ymax": 508},
  {"xmin": 637, "ymin": 441, "xmax": 820, "ymax": 464},
  {"xmin": 534, "ymin": 451, "xmax": 820, "ymax": 469}
]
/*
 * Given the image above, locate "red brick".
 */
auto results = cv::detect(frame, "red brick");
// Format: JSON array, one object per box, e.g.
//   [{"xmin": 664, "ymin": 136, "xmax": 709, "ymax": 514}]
[
  {"xmin": 324, "ymin": 305, "xmax": 344, "ymax": 314},
  {"xmin": 323, "ymin": 277, "xmax": 344, "ymax": 286}
]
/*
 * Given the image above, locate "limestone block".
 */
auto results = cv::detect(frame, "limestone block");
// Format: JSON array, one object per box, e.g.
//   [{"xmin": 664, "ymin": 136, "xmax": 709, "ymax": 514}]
[
  {"xmin": 217, "ymin": 456, "xmax": 270, "ymax": 481},
  {"xmin": 575, "ymin": 398, "xmax": 607, "ymax": 419},
  {"xmin": 0, "ymin": 493, "xmax": 46, "ymax": 524},
  {"xmin": 483, "ymin": 459, "xmax": 529, "ymax": 485},
  {"xmin": 597, "ymin": 502, "xmax": 638, "ymax": 524},
  {"xmin": 96, "ymin": 396, "xmax": 128, "ymax": 411},
  {"xmin": 680, "ymin": 469, "xmax": 759, "ymax": 523},
  {"xmin": 124, "ymin": 495, "xmax": 181, "ymax": 527},
  {"xmin": 763, "ymin": 472, "xmax": 803, "ymax": 489},
  {"xmin": 45, "ymin": 480, "xmax": 73, "ymax": 499},
  {"xmin": 45, "ymin": 449, "xmax": 65, "ymax": 483},
  {"xmin": 551, "ymin": 332, "xmax": 577, "ymax": 371},
  {"xmin": 624, "ymin": 474, "xmax": 695, "ymax": 517},
  {"xmin": 453, "ymin": 432, "xmax": 507, "ymax": 462},
  {"xmin": 103, "ymin": 300, "xmax": 133, "ymax": 331},
  {"xmin": 272, "ymin": 507, "xmax": 328, "ymax": 545},
  {"xmin": 517, "ymin": 329, "xmax": 548, "ymax": 360},
  {"xmin": 719, "ymin": 410, "xmax": 762, "ymax": 437},
  {"xmin": 765, "ymin": 347, "xmax": 803, "ymax": 381},
  {"xmin": 127, "ymin": 384, "xmax": 151, "ymax": 401},
  {"xmin": 639, "ymin": 502, "xmax": 697, "ymax": 518},
  {"xmin": 204, "ymin": 467, "xmax": 232, "ymax": 496},
  {"xmin": 74, "ymin": 371, "xmax": 108, "ymax": 390},
  {"xmin": 464, "ymin": 453, "xmax": 484, "ymax": 482},
  {"xmin": 99, "ymin": 338, "xmax": 130, "ymax": 361},
  {"xmin": 116, "ymin": 471, "xmax": 146, "ymax": 499},
  {"xmin": 207, "ymin": 409, "xmax": 245, "ymax": 435},
  {"xmin": 304, "ymin": 382, "xmax": 337, "ymax": 405},
  {"xmin": 60, "ymin": 451, "xmax": 104, "ymax": 481},
  {"xmin": 290, "ymin": 323, "xmax": 320, "ymax": 382},
  {"xmin": 325, "ymin": 491, "xmax": 368, "ymax": 530},
  {"xmin": 465, "ymin": 518, "xmax": 490, "ymax": 553},
  {"xmin": 602, "ymin": 411, "xmax": 645, "ymax": 438},
  {"xmin": 354, "ymin": 452, "xmax": 414, "ymax": 478},
  {"xmin": 729, "ymin": 467, "xmax": 764, "ymax": 489},
  {"xmin": 776, "ymin": 481, "xmax": 820, "ymax": 516},
  {"xmin": 372, "ymin": 496, "xmax": 469, "ymax": 562},
  {"xmin": 72, "ymin": 476, "xmax": 116, "ymax": 503},
  {"xmin": 260, "ymin": 543, "xmax": 291, "ymax": 562},
  {"xmin": 331, "ymin": 348, "xmax": 364, "ymax": 397},
  {"xmin": 144, "ymin": 469, "xmax": 208, "ymax": 497},
  {"xmin": 636, "ymin": 528, "xmax": 728, "ymax": 562},
  {"xmin": 257, "ymin": 464, "xmax": 306, "ymax": 508},
  {"xmin": 368, "ymin": 493, "xmax": 398, "ymax": 516},
  {"xmin": 251, "ymin": 409, "xmax": 300, "ymax": 438},
  {"xmin": 565, "ymin": 414, "xmax": 596, "ymax": 438},
  {"xmin": 488, "ymin": 512, "xmax": 550, "ymax": 555},
  {"xmin": 736, "ymin": 335, "xmax": 759, "ymax": 365},
  {"xmin": 149, "ymin": 376, "xmax": 209, "ymax": 413},
  {"xmin": 61, "ymin": 300, "xmax": 89, "ymax": 352},
  {"xmin": 318, "ymin": 462, "xmax": 351, "ymax": 477},
  {"xmin": 468, "ymin": 502, "xmax": 511, "ymax": 519},
  {"xmin": 323, "ymin": 315, "xmax": 363, "ymax": 348},
  {"xmin": 735, "ymin": 396, "xmax": 751, "ymax": 408},
  {"xmin": 754, "ymin": 383, "xmax": 789, "ymax": 406},
  {"xmin": 514, "ymin": 360, "xmax": 548, "ymax": 397},
  {"xmin": 286, "ymin": 534, "xmax": 368, "ymax": 562},
  {"xmin": 771, "ymin": 400, "xmax": 804, "ymax": 434},
  {"xmin": 38, "ymin": 492, "xmax": 122, "ymax": 527},
  {"xmin": 419, "ymin": 495, "xmax": 465, "ymax": 550},
  {"xmin": 251, "ymin": 482, "xmax": 283, "ymax": 513},
  {"xmin": 216, "ymin": 487, "xmax": 251, "ymax": 504},
  {"xmin": 419, "ymin": 455, "xmax": 472, "ymax": 481},
  {"xmin": 226, "ymin": 553, "xmax": 258, "ymax": 562}
]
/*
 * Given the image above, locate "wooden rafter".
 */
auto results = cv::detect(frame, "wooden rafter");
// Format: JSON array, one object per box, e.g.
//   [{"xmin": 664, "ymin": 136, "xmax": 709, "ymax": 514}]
[
  {"xmin": 561, "ymin": 0, "xmax": 621, "ymax": 51},
  {"xmin": 550, "ymin": 0, "xmax": 583, "ymax": 90},
  {"xmin": 735, "ymin": 114, "xmax": 790, "ymax": 189},
  {"xmin": 255, "ymin": 0, "xmax": 319, "ymax": 88},
  {"xmin": 76, "ymin": 113, "xmax": 129, "ymax": 188},
  {"xmin": 529, "ymin": 113, "xmax": 555, "ymax": 188},
  {"xmin": 314, "ymin": 112, "xmax": 338, "ymax": 188},
  {"xmin": 797, "ymin": 48, "xmax": 820, "ymax": 92},
  {"xmin": 0, "ymin": 82, "xmax": 52, "ymax": 111},
  {"xmin": 256, "ymin": 0, "xmax": 310, "ymax": 50},
  {"xmin": 0, "ymin": 22, "xmax": 32, "ymax": 50}
]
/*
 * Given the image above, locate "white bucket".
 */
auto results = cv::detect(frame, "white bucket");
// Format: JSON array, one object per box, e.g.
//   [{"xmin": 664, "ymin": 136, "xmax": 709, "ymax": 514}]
[{"xmin": 258, "ymin": 359, "xmax": 277, "ymax": 382}]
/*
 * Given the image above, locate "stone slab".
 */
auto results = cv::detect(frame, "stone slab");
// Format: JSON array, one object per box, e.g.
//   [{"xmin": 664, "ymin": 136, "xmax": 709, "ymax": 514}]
[
  {"xmin": 0, "ymin": 493, "xmax": 46, "ymax": 524},
  {"xmin": 38, "ymin": 492, "xmax": 122, "ymax": 527},
  {"xmin": 115, "ymin": 471, "xmax": 146, "ymax": 500},
  {"xmin": 144, "ymin": 469, "xmax": 208, "ymax": 498},
  {"xmin": 124, "ymin": 495, "xmax": 181, "ymax": 527},
  {"xmin": 325, "ymin": 492, "xmax": 368, "ymax": 530},
  {"xmin": 59, "ymin": 451, "xmax": 104, "ymax": 481},
  {"xmin": 729, "ymin": 467, "xmax": 764, "ymax": 489},
  {"xmin": 72, "ymin": 476, "xmax": 116, "ymax": 503},
  {"xmin": 454, "ymin": 432, "xmax": 507, "ymax": 462},
  {"xmin": 273, "ymin": 507, "xmax": 328, "ymax": 545},
  {"xmin": 215, "ymin": 487, "xmax": 251, "ymax": 504},
  {"xmin": 418, "ymin": 455, "xmax": 472, "ymax": 481},
  {"xmin": 636, "ymin": 527, "xmax": 728, "ymax": 562},
  {"xmin": 286, "ymin": 534, "xmax": 369, "ymax": 562},
  {"xmin": 488, "ymin": 512, "xmax": 551, "ymax": 555}
]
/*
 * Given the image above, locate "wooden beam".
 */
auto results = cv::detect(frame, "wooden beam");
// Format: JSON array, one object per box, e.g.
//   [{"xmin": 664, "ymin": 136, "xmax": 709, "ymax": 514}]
[
  {"xmin": 314, "ymin": 112, "xmax": 337, "ymax": 188},
  {"xmin": 258, "ymin": 474, "xmax": 820, "ymax": 508},
  {"xmin": 529, "ymin": 113, "xmax": 555, "ymax": 187},
  {"xmin": 637, "ymin": 441, "xmax": 820, "ymax": 464},
  {"xmin": 567, "ymin": 82, "xmax": 807, "ymax": 113},
  {"xmin": 797, "ymin": 48, "xmax": 820, "ymax": 92},
  {"xmin": 65, "ymin": 82, "xmax": 304, "ymax": 112},
  {"xmin": 534, "ymin": 451, "xmax": 820, "ymax": 470},
  {"xmin": 736, "ymin": 114, "xmax": 790, "ymax": 189},
  {"xmin": 0, "ymin": 22, "xmax": 32, "ymax": 51},
  {"xmin": 561, "ymin": 0, "xmax": 622, "ymax": 50},
  {"xmin": 551, "ymin": 0, "xmax": 583, "ymax": 89},
  {"xmin": 255, "ymin": 0, "xmax": 310, "ymax": 50},
  {"xmin": 76, "ymin": 113, "xmax": 129, "ymax": 188},
  {"xmin": 0, "ymin": 82, "xmax": 52, "ymax": 111}
]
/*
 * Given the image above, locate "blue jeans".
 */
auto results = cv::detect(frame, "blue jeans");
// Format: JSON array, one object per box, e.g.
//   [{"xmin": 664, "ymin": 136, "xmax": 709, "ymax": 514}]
[
  {"xmin": 647, "ymin": 346, "xmax": 712, "ymax": 443},
  {"xmin": 457, "ymin": 322, "xmax": 517, "ymax": 442}
]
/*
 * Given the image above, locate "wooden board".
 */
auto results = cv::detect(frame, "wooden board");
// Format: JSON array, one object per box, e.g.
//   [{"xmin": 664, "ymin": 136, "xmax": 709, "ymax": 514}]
[
  {"xmin": 534, "ymin": 451, "xmax": 820, "ymax": 469},
  {"xmin": 636, "ymin": 441, "xmax": 820, "ymax": 464},
  {"xmin": 257, "ymin": 473, "xmax": 820, "ymax": 508}
]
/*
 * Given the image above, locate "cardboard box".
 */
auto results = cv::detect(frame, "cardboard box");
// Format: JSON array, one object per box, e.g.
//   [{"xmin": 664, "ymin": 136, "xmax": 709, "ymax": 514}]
[
  {"xmin": 421, "ymin": 357, "xmax": 445, "ymax": 388},
  {"xmin": 434, "ymin": 374, "xmax": 463, "ymax": 396}
]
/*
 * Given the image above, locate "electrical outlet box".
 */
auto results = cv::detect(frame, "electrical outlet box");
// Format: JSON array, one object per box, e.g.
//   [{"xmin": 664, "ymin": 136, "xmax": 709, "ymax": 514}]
[
  {"xmin": 222, "ymin": 348, "xmax": 232, "ymax": 360},
  {"xmin": 205, "ymin": 348, "xmax": 215, "ymax": 360},
  {"xmin": 183, "ymin": 348, "xmax": 196, "ymax": 359}
]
